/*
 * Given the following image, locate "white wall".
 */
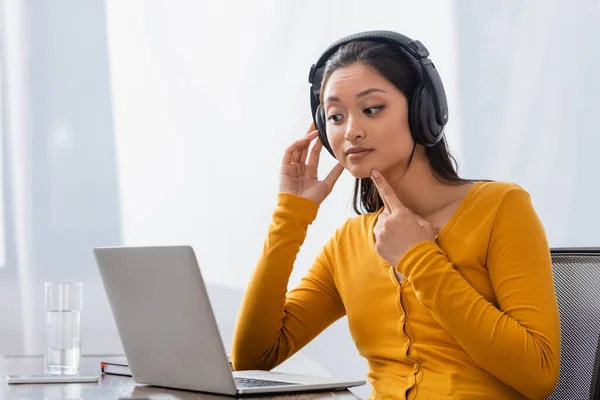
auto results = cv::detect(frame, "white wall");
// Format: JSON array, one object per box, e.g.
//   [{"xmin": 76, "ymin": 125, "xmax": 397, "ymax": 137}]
[
  {"xmin": 453, "ymin": 0, "xmax": 600, "ymax": 247},
  {"xmin": 1, "ymin": 0, "xmax": 598, "ymax": 398},
  {"xmin": 104, "ymin": 0, "xmax": 459, "ymax": 289}
]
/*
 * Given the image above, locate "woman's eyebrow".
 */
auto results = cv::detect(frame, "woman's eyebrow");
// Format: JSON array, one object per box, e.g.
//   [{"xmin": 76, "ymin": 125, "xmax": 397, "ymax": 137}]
[
  {"xmin": 356, "ymin": 88, "xmax": 387, "ymax": 98},
  {"xmin": 324, "ymin": 88, "xmax": 387, "ymax": 105}
]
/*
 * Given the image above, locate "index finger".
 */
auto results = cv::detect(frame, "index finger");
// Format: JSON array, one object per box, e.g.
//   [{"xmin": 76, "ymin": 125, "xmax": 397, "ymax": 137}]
[{"xmin": 370, "ymin": 170, "xmax": 404, "ymax": 214}]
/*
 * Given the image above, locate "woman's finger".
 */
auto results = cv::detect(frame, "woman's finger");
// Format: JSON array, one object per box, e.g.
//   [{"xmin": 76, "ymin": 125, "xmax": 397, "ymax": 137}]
[
  {"xmin": 282, "ymin": 141, "xmax": 301, "ymax": 165},
  {"xmin": 323, "ymin": 163, "xmax": 345, "ymax": 192},
  {"xmin": 299, "ymin": 144, "xmax": 310, "ymax": 165},
  {"xmin": 292, "ymin": 145, "xmax": 303, "ymax": 163},
  {"xmin": 305, "ymin": 122, "xmax": 317, "ymax": 134},
  {"xmin": 294, "ymin": 131, "xmax": 318, "ymax": 163},
  {"xmin": 307, "ymin": 137, "xmax": 323, "ymax": 168},
  {"xmin": 282, "ymin": 131, "xmax": 318, "ymax": 165}
]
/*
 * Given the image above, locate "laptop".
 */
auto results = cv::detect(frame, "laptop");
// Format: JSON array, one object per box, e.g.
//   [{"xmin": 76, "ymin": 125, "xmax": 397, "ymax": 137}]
[{"xmin": 93, "ymin": 245, "xmax": 365, "ymax": 395}]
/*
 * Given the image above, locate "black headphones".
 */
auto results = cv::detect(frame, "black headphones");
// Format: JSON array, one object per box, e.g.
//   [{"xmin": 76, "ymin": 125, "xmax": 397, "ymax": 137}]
[{"xmin": 308, "ymin": 30, "xmax": 449, "ymax": 158}]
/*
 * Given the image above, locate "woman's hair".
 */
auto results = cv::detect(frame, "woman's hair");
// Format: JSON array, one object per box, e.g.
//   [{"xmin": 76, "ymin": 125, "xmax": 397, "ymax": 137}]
[{"xmin": 319, "ymin": 40, "xmax": 472, "ymax": 215}]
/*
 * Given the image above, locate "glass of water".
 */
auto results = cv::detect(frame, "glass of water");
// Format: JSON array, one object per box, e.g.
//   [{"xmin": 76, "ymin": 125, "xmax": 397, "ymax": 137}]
[{"xmin": 44, "ymin": 282, "xmax": 83, "ymax": 375}]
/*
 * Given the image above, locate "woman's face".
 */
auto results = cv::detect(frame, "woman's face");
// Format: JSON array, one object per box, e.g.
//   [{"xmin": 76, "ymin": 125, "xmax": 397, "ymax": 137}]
[{"xmin": 322, "ymin": 62, "xmax": 416, "ymax": 179}]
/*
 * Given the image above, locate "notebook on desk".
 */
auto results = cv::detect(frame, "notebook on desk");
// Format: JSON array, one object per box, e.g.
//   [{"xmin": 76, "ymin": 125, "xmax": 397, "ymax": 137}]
[
  {"xmin": 100, "ymin": 359, "xmax": 131, "ymax": 377},
  {"xmin": 93, "ymin": 245, "xmax": 365, "ymax": 396}
]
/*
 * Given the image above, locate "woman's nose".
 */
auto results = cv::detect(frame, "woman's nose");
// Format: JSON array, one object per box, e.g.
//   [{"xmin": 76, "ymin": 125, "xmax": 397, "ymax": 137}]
[{"xmin": 344, "ymin": 116, "xmax": 365, "ymax": 142}]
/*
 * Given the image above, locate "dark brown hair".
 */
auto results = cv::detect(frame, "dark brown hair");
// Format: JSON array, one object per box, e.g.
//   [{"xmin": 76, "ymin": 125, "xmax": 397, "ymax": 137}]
[{"xmin": 320, "ymin": 40, "xmax": 472, "ymax": 214}]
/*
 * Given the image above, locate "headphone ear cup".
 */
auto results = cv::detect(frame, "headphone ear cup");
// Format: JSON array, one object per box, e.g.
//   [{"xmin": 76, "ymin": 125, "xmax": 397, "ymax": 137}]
[
  {"xmin": 410, "ymin": 84, "xmax": 444, "ymax": 147},
  {"xmin": 409, "ymin": 84, "xmax": 424, "ymax": 145},
  {"xmin": 315, "ymin": 105, "xmax": 337, "ymax": 158}
]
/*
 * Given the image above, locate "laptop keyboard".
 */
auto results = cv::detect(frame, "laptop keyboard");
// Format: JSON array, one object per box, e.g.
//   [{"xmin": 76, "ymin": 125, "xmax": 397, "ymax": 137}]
[{"xmin": 235, "ymin": 377, "xmax": 298, "ymax": 388}]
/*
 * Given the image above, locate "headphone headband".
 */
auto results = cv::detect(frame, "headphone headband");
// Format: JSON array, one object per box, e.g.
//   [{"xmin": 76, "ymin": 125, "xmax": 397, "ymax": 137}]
[{"xmin": 308, "ymin": 30, "xmax": 448, "ymax": 127}]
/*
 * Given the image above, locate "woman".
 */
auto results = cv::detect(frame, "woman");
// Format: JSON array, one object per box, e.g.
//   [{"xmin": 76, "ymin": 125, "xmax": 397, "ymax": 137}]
[{"xmin": 231, "ymin": 31, "xmax": 561, "ymax": 400}]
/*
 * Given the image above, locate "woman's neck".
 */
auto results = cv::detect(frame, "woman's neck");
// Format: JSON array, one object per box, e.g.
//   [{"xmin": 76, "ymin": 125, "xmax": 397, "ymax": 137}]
[{"xmin": 380, "ymin": 156, "xmax": 458, "ymax": 218}]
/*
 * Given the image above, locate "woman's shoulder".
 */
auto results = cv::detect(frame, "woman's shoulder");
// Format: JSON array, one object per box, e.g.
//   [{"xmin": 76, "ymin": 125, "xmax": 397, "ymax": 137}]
[
  {"xmin": 466, "ymin": 180, "xmax": 536, "ymax": 218},
  {"xmin": 472, "ymin": 180, "xmax": 530, "ymax": 200}
]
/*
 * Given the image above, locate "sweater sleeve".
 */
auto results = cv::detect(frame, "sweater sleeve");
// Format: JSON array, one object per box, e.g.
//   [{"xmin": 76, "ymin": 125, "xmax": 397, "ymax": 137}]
[
  {"xmin": 396, "ymin": 188, "xmax": 561, "ymax": 400},
  {"xmin": 230, "ymin": 193, "xmax": 346, "ymax": 372}
]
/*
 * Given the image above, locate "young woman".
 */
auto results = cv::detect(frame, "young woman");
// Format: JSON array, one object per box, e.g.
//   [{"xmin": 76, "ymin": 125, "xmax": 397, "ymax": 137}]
[{"xmin": 231, "ymin": 31, "xmax": 561, "ymax": 400}]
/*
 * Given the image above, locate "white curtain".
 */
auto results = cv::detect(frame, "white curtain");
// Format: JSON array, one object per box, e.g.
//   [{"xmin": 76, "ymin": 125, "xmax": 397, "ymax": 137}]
[{"xmin": 1, "ymin": 0, "xmax": 598, "ymax": 397}]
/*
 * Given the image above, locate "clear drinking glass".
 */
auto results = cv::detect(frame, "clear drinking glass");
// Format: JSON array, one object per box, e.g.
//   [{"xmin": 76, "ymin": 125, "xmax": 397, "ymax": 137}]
[{"xmin": 44, "ymin": 282, "xmax": 83, "ymax": 375}]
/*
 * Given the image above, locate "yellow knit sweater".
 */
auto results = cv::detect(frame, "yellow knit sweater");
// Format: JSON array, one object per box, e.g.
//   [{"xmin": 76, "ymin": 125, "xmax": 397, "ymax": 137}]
[{"xmin": 231, "ymin": 181, "xmax": 561, "ymax": 399}]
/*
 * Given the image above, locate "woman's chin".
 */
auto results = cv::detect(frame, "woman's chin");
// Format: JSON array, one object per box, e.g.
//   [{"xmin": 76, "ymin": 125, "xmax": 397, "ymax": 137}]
[{"xmin": 345, "ymin": 165, "xmax": 374, "ymax": 179}]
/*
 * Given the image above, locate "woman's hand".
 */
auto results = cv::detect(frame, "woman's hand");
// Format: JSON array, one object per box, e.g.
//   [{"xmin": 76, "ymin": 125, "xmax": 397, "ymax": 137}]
[
  {"xmin": 371, "ymin": 170, "xmax": 436, "ymax": 267},
  {"xmin": 279, "ymin": 124, "xmax": 344, "ymax": 205}
]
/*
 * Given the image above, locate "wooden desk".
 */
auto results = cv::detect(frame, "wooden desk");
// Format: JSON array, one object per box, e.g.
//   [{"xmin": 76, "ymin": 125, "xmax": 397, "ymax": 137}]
[{"xmin": 0, "ymin": 355, "xmax": 360, "ymax": 399}]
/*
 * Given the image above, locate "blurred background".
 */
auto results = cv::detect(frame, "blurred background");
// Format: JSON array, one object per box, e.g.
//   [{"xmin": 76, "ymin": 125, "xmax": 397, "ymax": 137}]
[{"xmin": 0, "ymin": 0, "xmax": 598, "ymax": 397}]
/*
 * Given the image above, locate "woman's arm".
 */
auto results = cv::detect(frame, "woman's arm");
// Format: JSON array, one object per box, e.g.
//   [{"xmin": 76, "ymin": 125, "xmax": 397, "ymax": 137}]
[
  {"xmin": 231, "ymin": 193, "xmax": 345, "ymax": 371},
  {"xmin": 397, "ymin": 188, "xmax": 561, "ymax": 399}
]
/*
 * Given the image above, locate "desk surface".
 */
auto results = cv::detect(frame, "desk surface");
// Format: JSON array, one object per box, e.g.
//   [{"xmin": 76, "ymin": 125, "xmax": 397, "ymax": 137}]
[{"xmin": 0, "ymin": 356, "xmax": 360, "ymax": 400}]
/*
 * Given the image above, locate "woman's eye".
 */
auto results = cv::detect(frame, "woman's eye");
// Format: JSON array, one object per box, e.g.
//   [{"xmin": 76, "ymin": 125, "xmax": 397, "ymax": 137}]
[
  {"xmin": 327, "ymin": 114, "xmax": 343, "ymax": 123},
  {"xmin": 364, "ymin": 105, "xmax": 385, "ymax": 115}
]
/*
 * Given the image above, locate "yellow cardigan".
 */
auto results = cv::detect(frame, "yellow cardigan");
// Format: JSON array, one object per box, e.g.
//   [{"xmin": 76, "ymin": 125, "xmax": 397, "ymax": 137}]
[{"xmin": 231, "ymin": 181, "xmax": 561, "ymax": 399}]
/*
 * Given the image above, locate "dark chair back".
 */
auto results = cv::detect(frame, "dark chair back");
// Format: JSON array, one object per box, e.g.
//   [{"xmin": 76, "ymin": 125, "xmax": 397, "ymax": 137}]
[{"xmin": 548, "ymin": 248, "xmax": 600, "ymax": 400}]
